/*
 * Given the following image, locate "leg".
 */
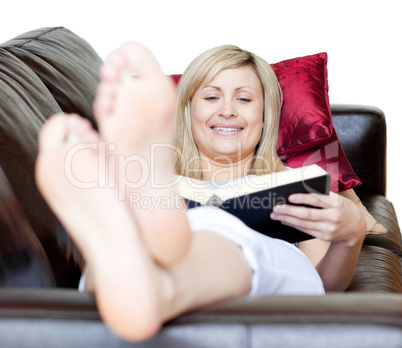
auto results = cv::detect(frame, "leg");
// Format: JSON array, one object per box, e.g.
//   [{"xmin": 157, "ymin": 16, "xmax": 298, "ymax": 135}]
[
  {"xmin": 93, "ymin": 42, "xmax": 190, "ymax": 266},
  {"xmin": 35, "ymin": 115, "xmax": 252, "ymax": 341},
  {"xmin": 90, "ymin": 40, "xmax": 252, "ymax": 328},
  {"xmin": 35, "ymin": 114, "xmax": 168, "ymax": 339}
]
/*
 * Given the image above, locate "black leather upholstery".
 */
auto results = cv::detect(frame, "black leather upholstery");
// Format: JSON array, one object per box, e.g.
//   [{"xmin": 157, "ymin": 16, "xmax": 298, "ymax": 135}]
[
  {"xmin": 0, "ymin": 27, "xmax": 102, "ymax": 287},
  {"xmin": 332, "ymin": 105, "xmax": 386, "ymax": 195}
]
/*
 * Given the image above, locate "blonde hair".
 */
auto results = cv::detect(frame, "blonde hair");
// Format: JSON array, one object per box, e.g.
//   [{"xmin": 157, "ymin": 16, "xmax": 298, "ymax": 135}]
[{"xmin": 175, "ymin": 45, "xmax": 286, "ymax": 178}]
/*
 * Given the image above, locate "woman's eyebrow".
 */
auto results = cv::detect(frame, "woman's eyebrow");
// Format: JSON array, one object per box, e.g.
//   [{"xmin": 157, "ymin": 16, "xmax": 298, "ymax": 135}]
[
  {"xmin": 235, "ymin": 86, "xmax": 257, "ymax": 93},
  {"xmin": 203, "ymin": 85, "xmax": 257, "ymax": 94},
  {"xmin": 203, "ymin": 85, "xmax": 221, "ymax": 91}
]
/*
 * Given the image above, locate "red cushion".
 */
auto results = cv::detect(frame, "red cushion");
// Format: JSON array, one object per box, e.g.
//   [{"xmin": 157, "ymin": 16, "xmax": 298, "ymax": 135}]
[
  {"xmin": 272, "ymin": 53, "xmax": 332, "ymax": 160},
  {"xmin": 171, "ymin": 74, "xmax": 182, "ymax": 85},
  {"xmin": 284, "ymin": 129, "xmax": 362, "ymax": 192}
]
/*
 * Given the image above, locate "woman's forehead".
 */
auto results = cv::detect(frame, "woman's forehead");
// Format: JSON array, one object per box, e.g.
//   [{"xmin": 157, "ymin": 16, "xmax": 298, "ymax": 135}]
[{"xmin": 197, "ymin": 66, "xmax": 262, "ymax": 93}]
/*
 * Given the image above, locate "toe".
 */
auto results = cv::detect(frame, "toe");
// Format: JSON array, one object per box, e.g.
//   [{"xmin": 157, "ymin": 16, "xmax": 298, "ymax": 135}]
[
  {"xmin": 118, "ymin": 41, "xmax": 163, "ymax": 77},
  {"xmin": 66, "ymin": 114, "xmax": 100, "ymax": 144},
  {"xmin": 100, "ymin": 54, "xmax": 123, "ymax": 83},
  {"xmin": 93, "ymin": 82, "xmax": 116, "ymax": 122},
  {"xmin": 38, "ymin": 113, "xmax": 69, "ymax": 150},
  {"xmin": 39, "ymin": 113, "xmax": 100, "ymax": 151}
]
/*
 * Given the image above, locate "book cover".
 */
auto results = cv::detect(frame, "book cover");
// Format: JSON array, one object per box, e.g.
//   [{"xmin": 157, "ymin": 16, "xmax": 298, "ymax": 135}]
[{"xmin": 175, "ymin": 165, "xmax": 331, "ymax": 243}]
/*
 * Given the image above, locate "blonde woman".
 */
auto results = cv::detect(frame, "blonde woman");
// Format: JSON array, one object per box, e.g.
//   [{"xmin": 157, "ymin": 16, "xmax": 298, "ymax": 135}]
[
  {"xmin": 36, "ymin": 42, "xmax": 365, "ymax": 341},
  {"xmin": 175, "ymin": 44, "xmax": 286, "ymax": 179}
]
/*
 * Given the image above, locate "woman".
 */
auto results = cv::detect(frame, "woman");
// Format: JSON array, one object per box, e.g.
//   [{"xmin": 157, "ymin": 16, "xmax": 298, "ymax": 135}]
[
  {"xmin": 35, "ymin": 42, "xmax": 366, "ymax": 341},
  {"xmin": 175, "ymin": 44, "xmax": 365, "ymax": 292}
]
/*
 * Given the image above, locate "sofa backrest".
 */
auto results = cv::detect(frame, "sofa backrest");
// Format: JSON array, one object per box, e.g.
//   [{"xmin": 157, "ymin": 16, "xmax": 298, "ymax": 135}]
[
  {"xmin": 331, "ymin": 105, "xmax": 386, "ymax": 196},
  {"xmin": 0, "ymin": 27, "xmax": 103, "ymax": 287}
]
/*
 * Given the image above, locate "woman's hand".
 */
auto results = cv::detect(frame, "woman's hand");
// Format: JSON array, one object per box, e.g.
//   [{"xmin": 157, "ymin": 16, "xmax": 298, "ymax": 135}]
[
  {"xmin": 271, "ymin": 191, "xmax": 367, "ymax": 291},
  {"xmin": 270, "ymin": 192, "xmax": 366, "ymax": 247}
]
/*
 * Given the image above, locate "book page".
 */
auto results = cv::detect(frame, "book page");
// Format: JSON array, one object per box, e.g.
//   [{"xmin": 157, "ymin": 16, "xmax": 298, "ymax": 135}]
[{"xmin": 174, "ymin": 164, "xmax": 327, "ymax": 205}]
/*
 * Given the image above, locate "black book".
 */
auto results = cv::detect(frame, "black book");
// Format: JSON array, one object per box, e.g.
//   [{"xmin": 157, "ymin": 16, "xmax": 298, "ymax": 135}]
[{"xmin": 175, "ymin": 164, "xmax": 331, "ymax": 243}]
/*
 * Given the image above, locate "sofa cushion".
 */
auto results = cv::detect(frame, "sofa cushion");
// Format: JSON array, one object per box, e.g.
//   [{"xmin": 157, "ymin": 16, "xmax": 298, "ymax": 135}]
[
  {"xmin": 347, "ymin": 245, "xmax": 401, "ymax": 293},
  {"xmin": 272, "ymin": 53, "xmax": 332, "ymax": 159},
  {"xmin": 0, "ymin": 27, "xmax": 103, "ymax": 287},
  {"xmin": 1, "ymin": 27, "xmax": 102, "ymax": 126},
  {"xmin": 0, "ymin": 289, "xmax": 401, "ymax": 347},
  {"xmin": 284, "ymin": 128, "xmax": 362, "ymax": 192},
  {"xmin": 0, "ymin": 166, "xmax": 54, "ymax": 287}
]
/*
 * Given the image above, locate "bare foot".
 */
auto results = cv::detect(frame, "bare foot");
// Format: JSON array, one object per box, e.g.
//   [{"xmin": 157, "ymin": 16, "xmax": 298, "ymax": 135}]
[
  {"xmin": 35, "ymin": 113, "xmax": 167, "ymax": 340},
  {"xmin": 93, "ymin": 42, "xmax": 190, "ymax": 266},
  {"xmin": 93, "ymin": 41, "xmax": 176, "ymax": 152}
]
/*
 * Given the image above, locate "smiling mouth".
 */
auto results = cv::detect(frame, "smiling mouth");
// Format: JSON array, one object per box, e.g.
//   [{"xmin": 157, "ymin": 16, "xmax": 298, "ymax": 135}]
[{"xmin": 211, "ymin": 126, "xmax": 243, "ymax": 132}]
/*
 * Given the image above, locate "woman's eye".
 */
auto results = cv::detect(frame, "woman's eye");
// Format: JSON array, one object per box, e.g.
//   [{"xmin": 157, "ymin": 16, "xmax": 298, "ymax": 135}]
[
  {"xmin": 238, "ymin": 98, "xmax": 251, "ymax": 103},
  {"xmin": 205, "ymin": 96, "xmax": 218, "ymax": 101}
]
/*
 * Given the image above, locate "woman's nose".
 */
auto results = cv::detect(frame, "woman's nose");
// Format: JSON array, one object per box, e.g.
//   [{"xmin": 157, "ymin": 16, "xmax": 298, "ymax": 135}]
[{"xmin": 218, "ymin": 101, "xmax": 237, "ymax": 118}]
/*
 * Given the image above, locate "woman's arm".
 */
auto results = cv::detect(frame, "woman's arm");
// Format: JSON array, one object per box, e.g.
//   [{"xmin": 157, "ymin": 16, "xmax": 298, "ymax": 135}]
[
  {"xmin": 298, "ymin": 237, "xmax": 363, "ymax": 292},
  {"xmin": 271, "ymin": 191, "xmax": 366, "ymax": 292}
]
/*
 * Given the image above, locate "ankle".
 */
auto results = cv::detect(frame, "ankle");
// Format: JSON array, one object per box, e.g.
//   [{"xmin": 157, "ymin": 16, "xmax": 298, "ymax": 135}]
[{"xmin": 159, "ymin": 268, "xmax": 179, "ymax": 321}]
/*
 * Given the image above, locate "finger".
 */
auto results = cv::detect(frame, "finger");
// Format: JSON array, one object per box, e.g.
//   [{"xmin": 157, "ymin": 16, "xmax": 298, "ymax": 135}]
[
  {"xmin": 273, "ymin": 214, "xmax": 331, "ymax": 239},
  {"xmin": 272, "ymin": 203, "xmax": 327, "ymax": 222},
  {"xmin": 272, "ymin": 211, "xmax": 338, "ymax": 241}
]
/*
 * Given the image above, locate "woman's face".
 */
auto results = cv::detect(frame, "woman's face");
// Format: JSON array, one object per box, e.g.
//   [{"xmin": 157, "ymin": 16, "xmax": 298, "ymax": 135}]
[{"xmin": 190, "ymin": 65, "xmax": 264, "ymax": 166}]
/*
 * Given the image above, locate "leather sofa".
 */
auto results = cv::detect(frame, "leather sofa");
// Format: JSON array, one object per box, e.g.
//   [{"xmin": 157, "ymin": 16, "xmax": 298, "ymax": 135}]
[{"xmin": 0, "ymin": 27, "xmax": 400, "ymax": 347}]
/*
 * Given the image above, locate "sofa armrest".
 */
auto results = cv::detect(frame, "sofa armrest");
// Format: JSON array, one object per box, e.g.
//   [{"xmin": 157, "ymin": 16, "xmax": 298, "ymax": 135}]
[
  {"xmin": 347, "ymin": 192, "xmax": 402, "ymax": 293},
  {"xmin": 358, "ymin": 192, "xmax": 402, "ymax": 253},
  {"xmin": 0, "ymin": 288, "xmax": 400, "ymax": 347}
]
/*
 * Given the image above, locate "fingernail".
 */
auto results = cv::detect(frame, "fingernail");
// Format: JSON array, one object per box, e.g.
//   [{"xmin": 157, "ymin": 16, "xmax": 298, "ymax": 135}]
[
  {"xmin": 288, "ymin": 195, "xmax": 296, "ymax": 203},
  {"xmin": 273, "ymin": 205, "xmax": 282, "ymax": 214}
]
